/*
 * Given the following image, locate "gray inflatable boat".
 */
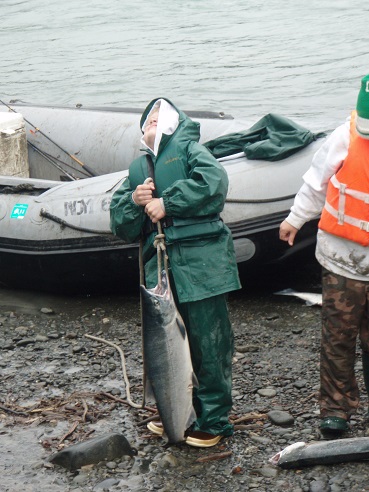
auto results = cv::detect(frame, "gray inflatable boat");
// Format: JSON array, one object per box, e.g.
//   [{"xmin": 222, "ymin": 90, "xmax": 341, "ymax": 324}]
[{"xmin": 0, "ymin": 102, "xmax": 327, "ymax": 293}]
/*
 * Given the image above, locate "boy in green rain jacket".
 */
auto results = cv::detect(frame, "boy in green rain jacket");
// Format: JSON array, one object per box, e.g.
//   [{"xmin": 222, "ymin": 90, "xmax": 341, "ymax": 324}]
[{"xmin": 110, "ymin": 98, "xmax": 241, "ymax": 447}]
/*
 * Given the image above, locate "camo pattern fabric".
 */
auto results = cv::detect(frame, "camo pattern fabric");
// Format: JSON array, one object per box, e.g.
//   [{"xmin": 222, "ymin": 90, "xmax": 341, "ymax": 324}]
[{"xmin": 320, "ymin": 268, "xmax": 369, "ymax": 419}]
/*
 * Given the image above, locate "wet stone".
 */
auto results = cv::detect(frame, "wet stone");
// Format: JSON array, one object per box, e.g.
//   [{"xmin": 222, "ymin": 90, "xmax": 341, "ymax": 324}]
[
  {"xmin": 300, "ymin": 427, "xmax": 314, "ymax": 435},
  {"xmin": 40, "ymin": 308, "xmax": 55, "ymax": 314},
  {"xmin": 15, "ymin": 326, "xmax": 29, "ymax": 335},
  {"xmin": 294, "ymin": 379, "xmax": 308, "ymax": 389},
  {"xmin": 35, "ymin": 335, "xmax": 49, "ymax": 342},
  {"xmin": 1, "ymin": 340, "xmax": 15, "ymax": 349},
  {"xmin": 16, "ymin": 338, "xmax": 36, "ymax": 346},
  {"xmin": 93, "ymin": 478, "xmax": 120, "ymax": 490},
  {"xmin": 267, "ymin": 410, "xmax": 295, "ymax": 426},
  {"xmin": 309, "ymin": 479, "xmax": 330, "ymax": 492},
  {"xmin": 49, "ymin": 433, "xmax": 136, "ymax": 470},
  {"xmin": 65, "ymin": 332, "xmax": 78, "ymax": 339},
  {"xmin": 109, "ymin": 388, "xmax": 121, "ymax": 396},
  {"xmin": 235, "ymin": 344, "xmax": 261, "ymax": 353},
  {"xmin": 72, "ymin": 345, "xmax": 84, "ymax": 353},
  {"xmin": 292, "ymin": 326, "xmax": 304, "ymax": 334},
  {"xmin": 249, "ymin": 435, "xmax": 272, "ymax": 445},
  {"xmin": 157, "ymin": 452, "xmax": 179, "ymax": 469},
  {"xmin": 269, "ymin": 427, "xmax": 291, "ymax": 436},
  {"xmin": 72, "ymin": 473, "xmax": 90, "ymax": 485},
  {"xmin": 257, "ymin": 388, "xmax": 277, "ymax": 398},
  {"xmin": 259, "ymin": 465, "xmax": 279, "ymax": 478}
]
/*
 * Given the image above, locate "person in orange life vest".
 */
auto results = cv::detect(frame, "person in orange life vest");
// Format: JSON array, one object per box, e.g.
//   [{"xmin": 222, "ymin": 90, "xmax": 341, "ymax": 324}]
[{"xmin": 279, "ymin": 74, "xmax": 369, "ymax": 435}]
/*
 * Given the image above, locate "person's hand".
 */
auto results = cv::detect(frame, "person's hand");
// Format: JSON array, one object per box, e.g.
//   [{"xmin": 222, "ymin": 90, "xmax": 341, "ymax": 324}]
[
  {"xmin": 279, "ymin": 220, "xmax": 299, "ymax": 246},
  {"xmin": 132, "ymin": 182, "xmax": 155, "ymax": 206},
  {"xmin": 145, "ymin": 198, "xmax": 166, "ymax": 223}
]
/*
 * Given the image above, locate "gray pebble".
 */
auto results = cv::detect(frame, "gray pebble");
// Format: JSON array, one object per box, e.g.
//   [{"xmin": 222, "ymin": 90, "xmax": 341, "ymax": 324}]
[
  {"xmin": 93, "ymin": 478, "xmax": 120, "ymax": 490},
  {"xmin": 268, "ymin": 410, "xmax": 295, "ymax": 426},
  {"xmin": 16, "ymin": 338, "xmax": 36, "ymax": 346},
  {"xmin": 257, "ymin": 388, "xmax": 277, "ymax": 398},
  {"xmin": 40, "ymin": 308, "xmax": 55, "ymax": 314},
  {"xmin": 309, "ymin": 479, "xmax": 330, "ymax": 492}
]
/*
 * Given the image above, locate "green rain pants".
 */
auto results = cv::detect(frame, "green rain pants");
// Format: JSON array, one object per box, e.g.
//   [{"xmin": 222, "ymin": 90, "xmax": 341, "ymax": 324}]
[{"xmin": 172, "ymin": 286, "xmax": 234, "ymax": 437}]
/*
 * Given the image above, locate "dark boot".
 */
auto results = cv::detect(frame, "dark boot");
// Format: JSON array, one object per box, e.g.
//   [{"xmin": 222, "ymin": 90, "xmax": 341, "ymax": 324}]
[{"xmin": 362, "ymin": 351, "xmax": 369, "ymax": 418}]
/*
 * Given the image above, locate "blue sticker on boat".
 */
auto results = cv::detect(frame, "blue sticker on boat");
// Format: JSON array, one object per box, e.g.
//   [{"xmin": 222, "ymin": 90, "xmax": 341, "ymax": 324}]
[{"xmin": 10, "ymin": 204, "xmax": 29, "ymax": 219}]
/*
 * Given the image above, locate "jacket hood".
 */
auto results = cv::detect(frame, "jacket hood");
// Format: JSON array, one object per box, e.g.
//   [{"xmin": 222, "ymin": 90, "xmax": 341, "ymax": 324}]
[{"xmin": 140, "ymin": 98, "xmax": 200, "ymax": 155}]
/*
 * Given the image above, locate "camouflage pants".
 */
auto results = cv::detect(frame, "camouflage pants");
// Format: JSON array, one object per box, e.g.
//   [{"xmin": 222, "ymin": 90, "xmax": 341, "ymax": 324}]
[{"xmin": 320, "ymin": 268, "xmax": 369, "ymax": 419}]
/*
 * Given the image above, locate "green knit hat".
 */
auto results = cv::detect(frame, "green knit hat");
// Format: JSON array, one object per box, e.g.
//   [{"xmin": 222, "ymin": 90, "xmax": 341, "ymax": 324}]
[{"xmin": 356, "ymin": 74, "xmax": 369, "ymax": 137}]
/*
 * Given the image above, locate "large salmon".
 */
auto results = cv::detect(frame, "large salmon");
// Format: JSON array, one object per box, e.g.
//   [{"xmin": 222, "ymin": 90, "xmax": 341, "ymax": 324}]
[
  {"xmin": 270, "ymin": 437, "xmax": 369, "ymax": 468},
  {"xmin": 140, "ymin": 269, "xmax": 198, "ymax": 444}
]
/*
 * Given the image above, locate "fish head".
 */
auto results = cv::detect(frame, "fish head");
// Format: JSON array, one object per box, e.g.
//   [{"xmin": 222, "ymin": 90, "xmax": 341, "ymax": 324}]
[
  {"xmin": 140, "ymin": 270, "xmax": 174, "ymax": 323},
  {"xmin": 269, "ymin": 441, "xmax": 306, "ymax": 466},
  {"xmin": 140, "ymin": 270, "xmax": 171, "ymax": 302}
]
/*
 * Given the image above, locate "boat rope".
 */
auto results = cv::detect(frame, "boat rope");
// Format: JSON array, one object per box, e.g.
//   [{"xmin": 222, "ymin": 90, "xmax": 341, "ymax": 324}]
[
  {"xmin": 0, "ymin": 99, "xmax": 97, "ymax": 178},
  {"xmin": 226, "ymin": 193, "xmax": 296, "ymax": 204},
  {"xmin": 1, "ymin": 183, "xmax": 43, "ymax": 194},
  {"xmin": 138, "ymin": 237, "xmax": 146, "ymax": 409},
  {"xmin": 153, "ymin": 228, "xmax": 167, "ymax": 289},
  {"xmin": 40, "ymin": 209, "xmax": 113, "ymax": 235}
]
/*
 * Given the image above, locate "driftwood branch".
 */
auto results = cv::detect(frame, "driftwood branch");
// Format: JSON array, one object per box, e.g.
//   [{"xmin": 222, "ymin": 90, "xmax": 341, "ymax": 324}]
[
  {"xmin": 58, "ymin": 421, "xmax": 79, "ymax": 446},
  {"xmin": 230, "ymin": 412, "xmax": 268, "ymax": 425},
  {"xmin": 81, "ymin": 399, "xmax": 88, "ymax": 423},
  {"xmin": 196, "ymin": 451, "xmax": 232, "ymax": 463},
  {"xmin": 0, "ymin": 403, "xmax": 28, "ymax": 417},
  {"xmin": 137, "ymin": 413, "xmax": 160, "ymax": 427},
  {"xmin": 100, "ymin": 392, "xmax": 156, "ymax": 413}
]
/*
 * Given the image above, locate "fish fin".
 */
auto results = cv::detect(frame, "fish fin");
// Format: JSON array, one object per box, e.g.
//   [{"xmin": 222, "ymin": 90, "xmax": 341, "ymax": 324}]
[
  {"xmin": 176, "ymin": 317, "xmax": 187, "ymax": 340},
  {"xmin": 274, "ymin": 288, "xmax": 295, "ymax": 296},
  {"xmin": 144, "ymin": 378, "xmax": 156, "ymax": 403},
  {"xmin": 192, "ymin": 372, "xmax": 199, "ymax": 389},
  {"xmin": 185, "ymin": 407, "xmax": 197, "ymax": 431}
]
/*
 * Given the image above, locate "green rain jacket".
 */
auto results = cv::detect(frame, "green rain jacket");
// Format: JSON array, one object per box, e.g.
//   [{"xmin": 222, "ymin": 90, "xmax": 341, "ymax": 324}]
[{"xmin": 110, "ymin": 98, "xmax": 241, "ymax": 303}]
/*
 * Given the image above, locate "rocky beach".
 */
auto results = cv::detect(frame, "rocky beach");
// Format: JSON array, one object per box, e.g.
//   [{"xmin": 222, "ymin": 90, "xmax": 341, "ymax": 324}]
[{"xmin": 1, "ymin": 257, "xmax": 369, "ymax": 492}]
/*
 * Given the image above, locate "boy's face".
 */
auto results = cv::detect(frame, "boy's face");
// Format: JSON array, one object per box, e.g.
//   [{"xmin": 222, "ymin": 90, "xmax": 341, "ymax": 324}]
[{"xmin": 143, "ymin": 110, "xmax": 159, "ymax": 148}]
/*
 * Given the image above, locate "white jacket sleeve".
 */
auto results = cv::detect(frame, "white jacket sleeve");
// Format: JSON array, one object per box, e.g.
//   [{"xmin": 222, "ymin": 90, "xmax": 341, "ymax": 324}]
[{"xmin": 286, "ymin": 118, "xmax": 350, "ymax": 230}]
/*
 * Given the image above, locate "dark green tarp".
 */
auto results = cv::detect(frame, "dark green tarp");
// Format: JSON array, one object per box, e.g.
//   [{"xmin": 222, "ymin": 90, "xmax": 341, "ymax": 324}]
[{"xmin": 204, "ymin": 113, "xmax": 326, "ymax": 161}]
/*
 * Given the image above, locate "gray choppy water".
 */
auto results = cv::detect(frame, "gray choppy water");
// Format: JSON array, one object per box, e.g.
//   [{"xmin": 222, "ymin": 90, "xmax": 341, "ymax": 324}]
[{"xmin": 1, "ymin": 0, "xmax": 369, "ymax": 131}]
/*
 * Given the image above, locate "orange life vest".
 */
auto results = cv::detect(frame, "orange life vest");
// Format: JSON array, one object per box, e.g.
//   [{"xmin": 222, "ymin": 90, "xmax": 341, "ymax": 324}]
[{"xmin": 318, "ymin": 111, "xmax": 369, "ymax": 246}]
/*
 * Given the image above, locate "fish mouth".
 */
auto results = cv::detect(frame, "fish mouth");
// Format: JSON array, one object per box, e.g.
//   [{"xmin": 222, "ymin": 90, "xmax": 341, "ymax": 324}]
[
  {"xmin": 269, "ymin": 452, "xmax": 281, "ymax": 466},
  {"xmin": 141, "ymin": 270, "xmax": 171, "ymax": 300},
  {"xmin": 152, "ymin": 270, "xmax": 170, "ymax": 298},
  {"xmin": 151, "ymin": 283, "xmax": 170, "ymax": 300}
]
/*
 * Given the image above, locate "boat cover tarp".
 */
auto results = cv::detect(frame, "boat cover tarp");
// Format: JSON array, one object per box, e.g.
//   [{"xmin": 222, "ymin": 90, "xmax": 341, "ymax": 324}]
[{"xmin": 204, "ymin": 113, "xmax": 326, "ymax": 161}]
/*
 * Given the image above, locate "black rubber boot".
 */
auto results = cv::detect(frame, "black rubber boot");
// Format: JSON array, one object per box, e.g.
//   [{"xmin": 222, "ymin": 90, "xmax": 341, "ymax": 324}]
[{"xmin": 362, "ymin": 351, "xmax": 369, "ymax": 418}]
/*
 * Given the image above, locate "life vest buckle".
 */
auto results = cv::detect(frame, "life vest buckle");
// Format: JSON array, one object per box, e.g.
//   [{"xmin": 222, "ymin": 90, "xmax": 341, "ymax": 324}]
[
  {"xmin": 360, "ymin": 221, "xmax": 369, "ymax": 232},
  {"xmin": 337, "ymin": 212, "xmax": 345, "ymax": 225}
]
